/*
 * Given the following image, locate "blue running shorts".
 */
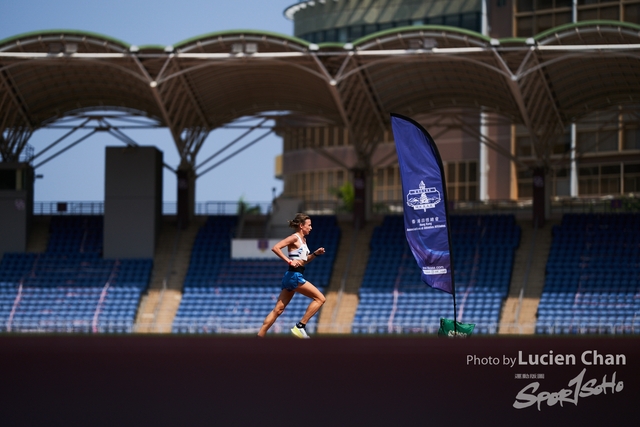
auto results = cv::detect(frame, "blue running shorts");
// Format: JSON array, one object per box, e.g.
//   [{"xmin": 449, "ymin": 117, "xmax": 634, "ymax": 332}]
[{"xmin": 282, "ymin": 271, "xmax": 306, "ymax": 291}]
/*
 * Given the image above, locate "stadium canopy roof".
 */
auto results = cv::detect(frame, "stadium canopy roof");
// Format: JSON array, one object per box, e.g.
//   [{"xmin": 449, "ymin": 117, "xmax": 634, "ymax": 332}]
[{"xmin": 1, "ymin": 20, "xmax": 640, "ymax": 173}]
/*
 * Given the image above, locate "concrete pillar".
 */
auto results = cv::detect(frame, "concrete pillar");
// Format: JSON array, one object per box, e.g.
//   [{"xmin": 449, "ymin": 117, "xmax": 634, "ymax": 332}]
[
  {"xmin": 177, "ymin": 166, "xmax": 195, "ymax": 229},
  {"xmin": 0, "ymin": 163, "xmax": 33, "ymax": 257},
  {"xmin": 104, "ymin": 146, "xmax": 162, "ymax": 258}
]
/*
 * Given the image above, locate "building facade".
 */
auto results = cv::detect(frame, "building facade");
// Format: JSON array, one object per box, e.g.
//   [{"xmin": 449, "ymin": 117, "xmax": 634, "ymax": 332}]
[{"xmin": 279, "ymin": 0, "xmax": 640, "ymax": 211}]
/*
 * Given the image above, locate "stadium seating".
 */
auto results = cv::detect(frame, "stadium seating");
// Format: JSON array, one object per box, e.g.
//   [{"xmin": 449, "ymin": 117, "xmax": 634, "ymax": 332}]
[
  {"xmin": 0, "ymin": 216, "xmax": 151, "ymax": 333},
  {"xmin": 536, "ymin": 213, "xmax": 640, "ymax": 334},
  {"xmin": 172, "ymin": 215, "xmax": 339, "ymax": 334},
  {"xmin": 353, "ymin": 214, "xmax": 520, "ymax": 335}
]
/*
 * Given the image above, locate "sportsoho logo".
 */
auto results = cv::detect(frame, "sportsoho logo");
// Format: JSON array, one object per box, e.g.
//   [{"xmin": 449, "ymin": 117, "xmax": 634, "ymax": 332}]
[{"xmin": 512, "ymin": 350, "xmax": 626, "ymax": 411}]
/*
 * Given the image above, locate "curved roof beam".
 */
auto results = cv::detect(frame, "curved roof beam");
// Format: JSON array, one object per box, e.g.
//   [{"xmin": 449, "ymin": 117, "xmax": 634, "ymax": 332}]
[
  {"xmin": 174, "ymin": 29, "xmax": 311, "ymax": 52},
  {"xmin": 533, "ymin": 20, "xmax": 640, "ymax": 44},
  {"xmin": 1, "ymin": 23, "xmax": 639, "ymax": 169},
  {"xmin": 353, "ymin": 25, "xmax": 492, "ymax": 48},
  {"xmin": 0, "ymin": 29, "xmax": 131, "ymax": 53}
]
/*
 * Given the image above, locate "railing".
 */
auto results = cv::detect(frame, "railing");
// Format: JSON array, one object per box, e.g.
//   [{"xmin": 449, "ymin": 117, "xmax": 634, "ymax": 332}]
[
  {"xmin": 31, "ymin": 195, "xmax": 639, "ymax": 217},
  {"xmin": 34, "ymin": 201, "xmax": 105, "ymax": 215},
  {"xmin": 551, "ymin": 195, "xmax": 640, "ymax": 215},
  {"xmin": 33, "ymin": 201, "xmax": 273, "ymax": 216},
  {"xmin": 302, "ymin": 200, "xmax": 341, "ymax": 215},
  {"xmin": 372, "ymin": 195, "xmax": 640, "ymax": 216}
]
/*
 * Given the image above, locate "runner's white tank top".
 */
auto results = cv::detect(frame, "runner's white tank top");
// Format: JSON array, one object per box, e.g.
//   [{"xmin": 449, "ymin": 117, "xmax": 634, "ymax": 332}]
[{"xmin": 288, "ymin": 234, "xmax": 310, "ymax": 261}]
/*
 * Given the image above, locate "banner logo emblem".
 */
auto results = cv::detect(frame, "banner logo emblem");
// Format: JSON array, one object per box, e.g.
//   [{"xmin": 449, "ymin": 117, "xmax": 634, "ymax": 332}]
[{"xmin": 406, "ymin": 181, "xmax": 441, "ymax": 211}]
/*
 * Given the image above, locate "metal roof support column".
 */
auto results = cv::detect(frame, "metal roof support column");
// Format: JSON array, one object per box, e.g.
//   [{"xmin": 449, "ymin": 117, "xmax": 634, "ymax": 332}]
[
  {"xmin": 0, "ymin": 126, "xmax": 32, "ymax": 162},
  {"xmin": 176, "ymin": 128, "xmax": 209, "ymax": 228},
  {"xmin": 0, "ymin": 71, "xmax": 33, "ymax": 161},
  {"xmin": 177, "ymin": 165, "xmax": 196, "ymax": 229},
  {"xmin": 493, "ymin": 47, "xmax": 564, "ymax": 224},
  {"xmin": 133, "ymin": 55, "xmax": 211, "ymax": 226},
  {"xmin": 313, "ymin": 53, "xmax": 386, "ymax": 225},
  {"xmin": 570, "ymin": 122, "xmax": 578, "ymax": 197}
]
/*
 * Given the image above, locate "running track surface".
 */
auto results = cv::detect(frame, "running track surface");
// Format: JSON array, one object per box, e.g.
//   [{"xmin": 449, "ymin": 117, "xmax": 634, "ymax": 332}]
[{"xmin": 1, "ymin": 335, "xmax": 637, "ymax": 427}]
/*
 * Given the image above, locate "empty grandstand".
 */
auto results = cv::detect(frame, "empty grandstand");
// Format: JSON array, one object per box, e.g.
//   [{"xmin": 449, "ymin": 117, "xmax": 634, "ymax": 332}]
[
  {"xmin": 0, "ymin": 216, "xmax": 152, "ymax": 333},
  {"xmin": 1, "ymin": 210, "xmax": 639, "ymax": 335}
]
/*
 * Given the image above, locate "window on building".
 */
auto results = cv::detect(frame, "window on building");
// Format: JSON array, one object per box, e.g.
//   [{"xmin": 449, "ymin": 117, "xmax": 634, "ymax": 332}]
[
  {"xmin": 552, "ymin": 130, "xmax": 571, "ymax": 155},
  {"xmin": 517, "ymin": 0, "xmax": 535, "ymax": 12},
  {"xmin": 577, "ymin": 130, "xmax": 618, "ymax": 153},
  {"xmin": 556, "ymin": 0, "xmax": 573, "ymax": 7},
  {"xmin": 516, "ymin": 134, "xmax": 533, "ymax": 157},
  {"xmin": 601, "ymin": 165, "xmax": 621, "ymax": 194},
  {"xmin": 373, "ymin": 165, "xmax": 401, "ymax": 203},
  {"xmin": 578, "ymin": 164, "xmax": 623, "ymax": 196},
  {"xmin": 625, "ymin": 5, "xmax": 640, "ymax": 23},
  {"xmin": 379, "ymin": 22, "xmax": 394, "ymax": 31},
  {"xmin": 461, "ymin": 12, "xmax": 480, "ymax": 31},
  {"xmin": 338, "ymin": 28, "xmax": 348, "ymax": 43},
  {"xmin": 317, "ymin": 128, "xmax": 325, "ymax": 148},
  {"xmin": 536, "ymin": 0, "xmax": 554, "ymax": 11},
  {"xmin": 445, "ymin": 161, "xmax": 478, "ymax": 201},
  {"xmin": 300, "ymin": 173, "xmax": 307, "ymax": 194},
  {"xmin": 516, "ymin": 16, "xmax": 534, "ymax": 37},
  {"xmin": 336, "ymin": 128, "xmax": 345, "ymax": 146},
  {"xmin": 600, "ymin": 6, "xmax": 620, "ymax": 21},
  {"xmin": 350, "ymin": 26, "xmax": 363, "ymax": 40},
  {"xmin": 554, "ymin": 11, "xmax": 573, "ymax": 26},
  {"xmin": 553, "ymin": 167, "xmax": 571, "ymax": 196},
  {"xmin": 578, "ymin": 166, "xmax": 600, "ymax": 195},
  {"xmin": 623, "ymin": 126, "xmax": 640, "ymax": 150},
  {"xmin": 578, "ymin": 8, "xmax": 599, "ymax": 20},
  {"xmin": 623, "ymin": 163, "xmax": 640, "ymax": 193},
  {"xmin": 537, "ymin": 13, "xmax": 554, "ymax": 33},
  {"xmin": 444, "ymin": 14, "xmax": 461, "ymax": 27},
  {"xmin": 364, "ymin": 24, "xmax": 378, "ymax": 36},
  {"xmin": 576, "ymin": 110, "xmax": 620, "ymax": 153},
  {"xmin": 285, "ymin": 170, "xmax": 352, "ymax": 204},
  {"xmin": 517, "ymin": 168, "xmax": 533, "ymax": 198}
]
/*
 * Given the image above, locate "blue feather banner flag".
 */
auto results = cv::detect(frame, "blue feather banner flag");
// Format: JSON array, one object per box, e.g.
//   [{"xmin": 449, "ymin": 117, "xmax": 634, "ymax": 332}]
[{"xmin": 390, "ymin": 113, "xmax": 455, "ymax": 295}]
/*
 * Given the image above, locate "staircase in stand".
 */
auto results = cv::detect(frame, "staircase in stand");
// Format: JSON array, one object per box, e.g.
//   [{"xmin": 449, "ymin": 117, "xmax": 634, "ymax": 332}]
[
  {"xmin": 499, "ymin": 218, "xmax": 557, "ymax": 334},
  {"xmin": 318, "ymin": 217, "xmax": 380, "ymax": 334},
  {"xmin": 135, "ymin": 217, "xmax": 205, "ymax": 333}
]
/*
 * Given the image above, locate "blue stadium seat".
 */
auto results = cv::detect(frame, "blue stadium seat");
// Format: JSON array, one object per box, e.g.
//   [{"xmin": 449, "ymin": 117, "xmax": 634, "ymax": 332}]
[
  {"xmin": 537, "ymin": 213, "xmax": 640, "ymax": 335},
  {"xmin": 0, "ymin": 216, "xmax": 150, "ymax": 333},
  {"xmin": 353, "ymin": 214, "xmax": 520, "ymax": 335}
]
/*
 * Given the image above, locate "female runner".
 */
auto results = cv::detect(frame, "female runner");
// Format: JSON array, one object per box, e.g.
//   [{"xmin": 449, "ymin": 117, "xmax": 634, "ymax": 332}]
[{"xmin": 257, "ymin": 213, "xmax": 326, "ymax": 338}]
